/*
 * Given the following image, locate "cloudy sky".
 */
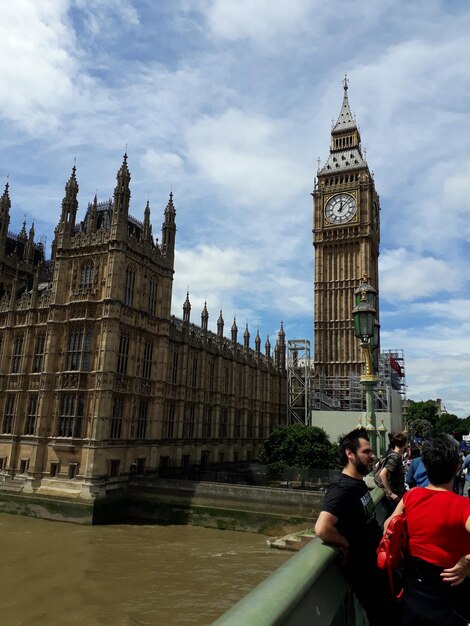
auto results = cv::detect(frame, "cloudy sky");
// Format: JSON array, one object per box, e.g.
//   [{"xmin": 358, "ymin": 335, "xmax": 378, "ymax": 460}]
[{"xmin": 1, "ymin": 0, "xmax": 469, "ymax": 417}]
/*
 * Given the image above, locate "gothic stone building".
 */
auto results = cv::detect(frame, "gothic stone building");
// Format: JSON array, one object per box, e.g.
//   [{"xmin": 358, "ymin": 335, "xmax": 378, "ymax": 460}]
[{"xmin": 0, "ymin": 156, "xmax": 287, "ymax": 501}]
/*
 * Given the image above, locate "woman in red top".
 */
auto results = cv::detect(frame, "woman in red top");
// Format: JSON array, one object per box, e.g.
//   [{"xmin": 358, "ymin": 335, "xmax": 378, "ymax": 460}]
[{"xmin": 385, "ymin": 434, "xmax": 470, "ymax": 626}]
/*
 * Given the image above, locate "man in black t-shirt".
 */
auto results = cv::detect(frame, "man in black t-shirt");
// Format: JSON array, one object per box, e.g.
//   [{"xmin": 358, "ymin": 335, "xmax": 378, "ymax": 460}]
[{"xmin": 315, "ymin": 427, "xmax": 397, "ymax": 626}]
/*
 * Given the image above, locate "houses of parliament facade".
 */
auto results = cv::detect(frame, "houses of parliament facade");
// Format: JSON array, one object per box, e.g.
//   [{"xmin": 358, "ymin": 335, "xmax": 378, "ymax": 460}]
[{"xmin": 0, "ymin": 155, "xmax": 287, "ymax": 501}]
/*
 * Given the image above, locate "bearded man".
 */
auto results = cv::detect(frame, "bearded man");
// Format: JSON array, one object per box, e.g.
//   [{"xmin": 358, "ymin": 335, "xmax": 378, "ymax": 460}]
[{"xmin": 315, "ymin": 427, "xmax": 397, "ymax": 626}]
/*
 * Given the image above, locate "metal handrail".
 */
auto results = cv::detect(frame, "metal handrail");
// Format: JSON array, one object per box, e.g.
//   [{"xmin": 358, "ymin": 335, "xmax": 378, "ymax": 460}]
[{"xmin": 212, "ymin": 487, "xmax": 386, "ymax": 626}]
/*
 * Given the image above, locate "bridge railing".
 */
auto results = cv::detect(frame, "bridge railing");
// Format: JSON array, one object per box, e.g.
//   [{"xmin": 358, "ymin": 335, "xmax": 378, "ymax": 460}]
[{"xmin": 212, "ymin": 487, "xmax": 387, "ymax": 626}]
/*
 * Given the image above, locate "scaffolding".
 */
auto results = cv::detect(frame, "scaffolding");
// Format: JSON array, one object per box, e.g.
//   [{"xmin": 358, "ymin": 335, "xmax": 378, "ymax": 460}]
[
  {"xmin": 312, "ymin": 372, "xmax": 364, "ymax": 411},
  {"xmin": 287, "ymin": 342, "xmax": 407, "ymax": 418},
  {"xmin": 287, "ymin": 339, "xmax": 311, "ymax": 425},
  {"xmin": 378, "ymin": 349, "xmax": 406, "ymax": 400}
]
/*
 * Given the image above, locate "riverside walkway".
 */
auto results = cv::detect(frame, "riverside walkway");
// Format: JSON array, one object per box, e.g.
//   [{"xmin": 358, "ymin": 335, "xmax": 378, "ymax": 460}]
[{"xmin": 212, "ymin": 486, "xmax": 387, "ymax": 626}]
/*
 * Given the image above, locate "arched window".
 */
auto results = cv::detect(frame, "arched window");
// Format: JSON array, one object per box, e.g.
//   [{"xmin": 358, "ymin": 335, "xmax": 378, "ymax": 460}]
[
  {"xmin": 80, "ymin": 263, "xmax": 94, "ymax": 289},
  {"xmin": 58, "ymin": 393, "xmax": 84, "ymax": 438},
  {"xmin": 148, "ymin": 278, "xmax": 157, "ymax": 315},
  {"xmin": 124, "ymin": 266, "xmax": 135, "ymax": 306},
  {"xmin": 66, "ymin": 328, "xmax": 92, "ymax": 371}
]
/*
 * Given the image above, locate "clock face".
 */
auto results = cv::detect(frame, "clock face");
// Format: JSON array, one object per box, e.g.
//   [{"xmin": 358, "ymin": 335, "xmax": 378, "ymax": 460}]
[{"xmin": 325, "ymin": 193, "xmax": 357, "ymax": 224}]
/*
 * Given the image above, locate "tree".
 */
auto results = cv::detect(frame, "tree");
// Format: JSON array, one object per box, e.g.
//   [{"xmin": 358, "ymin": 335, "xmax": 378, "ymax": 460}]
[
  {"xmin": 410, "ymin": 418, "xmax": 434, "ymax": 439},
  {"xmin": 407, "ymin": 400, "xmax": 439, "ymax": 430},
  {"xmin": 437, "ymin": 413, "xmax": 470, "ymax": 440},
  {"xmin": 260, "ymin": 423, "xmax": 339, "ymax": 473}
]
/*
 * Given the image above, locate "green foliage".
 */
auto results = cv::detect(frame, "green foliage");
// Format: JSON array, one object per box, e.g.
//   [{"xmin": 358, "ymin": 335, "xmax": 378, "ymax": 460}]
[
  {"xmin": 407, "ymin": 400, "xmax": 470, "ymax": 440},
  {"xmin": 410, "ymin": 418, "xmax": 434, "ymax": 439},
  {"xmin": 260, "ymin": 423, "xmax": 339, "ymax": 472},
  {"xmin": 436, "ymin": 413, "xmax": 470, "ymax": 439},
  {"xmin": 407, "ymin": 400, "xmax": 439, "ymax": 429}
]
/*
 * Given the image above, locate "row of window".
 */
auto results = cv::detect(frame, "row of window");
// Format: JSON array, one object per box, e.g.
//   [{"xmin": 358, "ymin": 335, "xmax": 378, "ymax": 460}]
[
  {"xmin": 333, "ymin": 135, "xmax": 355, "ymax": 149},
  {"xmin": 160, "ymin": 405, "xmax": 268, "ymax": 440},
  {"xmin": 1, "ymin": 393, "xmax": 148, "ymax": 440},
  {"xmin": 109, "ymin": 397, "xmax": 150, "ymax": 440},
  {"xmin": 0, "ymin": 330, "xmax": 155, "ymax": 379},
  {"xmin": 169, "ymin": 350, "xmax": 273, "ymax": 398},
  {"xmin": 2, "ymin": 394, "xmax": 84, "ymax": 438},
  {"xmin": 0, "ymin": 457, "xmax": 79, "ymax": 479},
  {"xmin": 161, "ymin": 450, "xmax": 247, "ymax": 472},
  {"xmin": 1, "ymin": 392, "xmax": 277, "ymax": 440},
  {"xmin": 323, "ymin": 173, "xmax": 360, "ymax": 186},
  {"xmin": 76, "ymin": 263, "xmax": 159, "ymax": 316},
  {"xmin": 0, "ymin": 453, "xmax": 257, "ymax": 480},
  {"xmin": 124, "ymin": 266, "xmax": 158, "ymax": 315},
  {"xmin": 0, "ymin": 457, "xmax": 141, "ymax": 480},
  {"xmin": 1, "ymin": 334, "xmax": 274, "ymax": 398}
]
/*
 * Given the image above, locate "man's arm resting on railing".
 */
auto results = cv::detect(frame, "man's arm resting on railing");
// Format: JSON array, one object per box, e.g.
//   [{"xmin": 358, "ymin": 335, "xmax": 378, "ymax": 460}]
[{"xmin": 315, "ymin": 511, "xmax": 349, "ymax": 563}]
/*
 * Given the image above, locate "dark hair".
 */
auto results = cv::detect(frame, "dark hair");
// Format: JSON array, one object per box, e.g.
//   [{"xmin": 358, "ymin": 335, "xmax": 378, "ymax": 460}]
[
  {"xmin": 338, "ymin": 427, "xmax": 370, "ymax": 467},
  {"xmin": 409, "ymin": 445, "xmax": 421, "ymax": 459},
  {"xmin": 389, "ymin": 431, "xmax": 408, "ymax": 449},
  {"xmin": 421, "ymin": 434, "xmax": 460, "ymax": 485}
]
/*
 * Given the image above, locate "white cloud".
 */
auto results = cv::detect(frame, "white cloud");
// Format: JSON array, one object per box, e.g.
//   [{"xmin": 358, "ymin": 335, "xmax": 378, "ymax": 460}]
[
  {"xmin": 204, "ymin": 0, "xmax": 314, "ymax": 43},
  {"xmin": 344, "ymin": 31, "xmax": 470, "ymax": 252},
  {"xmin": 175, "ymin": 243, "xmax": 256, "ymax": 293},
  {"xmin": 442, "ymin": 159, "xmax": 470, "ymax": 220},
  {"xmin": 140, "ymin": 149, "xmax": 184, "ymax": 180},
  {"xmin": 409, "ymin": 300, "xmax": 470, "ymax": 323},
  {"xmin": 380, "ymin": 248, "xmax": 462, "ymax": 302},
  {"xmin": 74, "ymin": 0, "xmax": 140, "ymax": 36},
  {"xmin": 381, "ymin": 325, "xmax": 470, "ymax": 417},
  {"xmin": 186, "ymin": 108, "xmax": 311, "ymax": 209},
  {"xmin": 0, "ymin": 1, "xmax": 96, "ymax": 133}
]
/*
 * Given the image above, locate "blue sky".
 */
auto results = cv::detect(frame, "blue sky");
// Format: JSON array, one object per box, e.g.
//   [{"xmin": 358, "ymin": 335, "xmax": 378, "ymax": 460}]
[{"xmin": 1, "ymin": 1, "xmax": 469, "ymax": 417}]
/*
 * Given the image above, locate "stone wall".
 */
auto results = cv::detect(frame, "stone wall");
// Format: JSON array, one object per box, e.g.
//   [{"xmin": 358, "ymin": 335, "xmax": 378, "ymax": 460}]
[
  {"xmin": 127, "ymin": 479, "xmax": 324, "ymax": 534},
  {"xmin": 0, "ymin": 478, "xmax": 325, "ymax": 533}
]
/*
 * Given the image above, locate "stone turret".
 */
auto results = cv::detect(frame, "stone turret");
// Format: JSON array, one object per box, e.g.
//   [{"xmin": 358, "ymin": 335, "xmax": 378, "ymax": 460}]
[
  {"xmin": 265, "ymin": 335, "xmax": 271, "ymax": 362},
  {"xmin": 201, "ymin": 301, "xmax": 209, "ymax": 331},
  {"xmin": 0, "ymin": 182, "xmax": 11, "ymax": 250},
  {"xmin": 231, "ymin": 317, "xmax": 238, "ymax": 347},
  {"xmin": 24, "ymin": 222, "xmax": 35, "ymax": 263},
  {"xmin": 143, "ymin": 199, "xmax": 152, "ymax": 243},
  {"xmin": 243, "ymin": 323, "xmax": 250, "ymax": 353},
  {"xmin": 255, "ymin": 329, "xmax": 261, "ymax": 358},
  {"xmin": 57, "ymin": 165, "xmax": 79, "ymax": 242},
  {"xmin": 111, "ymin": 153, "xmax": 131, "ymax": 240},
  {"xmin": 278, "ymin": 321, "xmax": 286, "ymax": 369},
  {"xmin": 217, "ymin": 309, "xmax": 224, "ymax": 340},
  {"xmin": 183, "ymin": 291, "xmax": 191, "ymax": 324},
  {"xmin": 87, "ymin": 195, "xmax": 98, "ymax": 234},
  {"xmin": 161, "ymin": 192, "xmax": 176, "ymax": 266}
]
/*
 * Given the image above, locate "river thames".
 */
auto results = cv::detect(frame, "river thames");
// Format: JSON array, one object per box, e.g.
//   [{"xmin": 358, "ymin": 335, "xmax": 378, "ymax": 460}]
[{"xmin": 0, "ymin": 513, "xmax": 291, "ymax": 625}]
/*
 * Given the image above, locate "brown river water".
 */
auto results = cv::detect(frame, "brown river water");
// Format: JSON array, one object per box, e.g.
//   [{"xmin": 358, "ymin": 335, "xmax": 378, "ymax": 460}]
[{"xmin": 0, "ymin": 513, "xmax": 291, "ymax": 626}]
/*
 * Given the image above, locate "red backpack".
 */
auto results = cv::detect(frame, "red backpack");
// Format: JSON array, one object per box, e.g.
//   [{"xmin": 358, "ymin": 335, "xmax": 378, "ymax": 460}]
[{"xmin": 376, "ymin": 512, "xmax": 408, "ymax": 599}]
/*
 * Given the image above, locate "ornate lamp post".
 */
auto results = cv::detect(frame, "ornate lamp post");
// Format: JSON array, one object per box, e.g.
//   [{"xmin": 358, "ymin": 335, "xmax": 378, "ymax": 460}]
[
  {"xmin": 377, "ymin": 418, "xmax": 387, "ymax": 457},
  {"xmin": 402, "ymin": 399, "xmax": 410, "ymax": 441},
  {"xmin": 352, "ymin": 277, "xmax": 379, "ymax": 453}
]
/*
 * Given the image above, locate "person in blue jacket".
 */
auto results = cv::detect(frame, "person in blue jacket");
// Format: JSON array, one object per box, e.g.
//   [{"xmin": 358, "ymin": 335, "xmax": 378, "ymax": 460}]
[
  {"xmin": 406, "ymin": 448, "xmax": 429, "ymax": 488},
  {"xmin": 464, "ymin": 452, "xmax": 470, "ymax": 498}
]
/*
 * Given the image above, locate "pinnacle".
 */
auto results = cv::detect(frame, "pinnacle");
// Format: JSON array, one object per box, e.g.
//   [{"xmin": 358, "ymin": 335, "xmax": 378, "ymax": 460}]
[{"xmin": 332, "ymin": 76, "xmax": 356, "ymax": 133}]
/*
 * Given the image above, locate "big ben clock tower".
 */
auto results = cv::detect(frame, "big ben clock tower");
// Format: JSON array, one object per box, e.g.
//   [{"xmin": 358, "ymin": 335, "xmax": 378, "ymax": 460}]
[{"xmin": 313, "ymin": 77, "xmax": 380, "ymax": 381}]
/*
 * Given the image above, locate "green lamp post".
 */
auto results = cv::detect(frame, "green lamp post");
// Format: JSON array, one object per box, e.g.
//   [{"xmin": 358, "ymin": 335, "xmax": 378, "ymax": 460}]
[
  {"xmin": 353, "ymin": 277, "xmax": 379, "ymax": 453},
  {"xmin": 377, "ymin": 418, "xmax": 387, "ymax": 457}
]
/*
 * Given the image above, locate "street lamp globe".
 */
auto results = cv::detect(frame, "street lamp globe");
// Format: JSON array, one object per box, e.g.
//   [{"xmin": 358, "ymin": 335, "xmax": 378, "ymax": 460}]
[
  {"xmin": 352, "ymin": 297, "xmax": 376, "ymax": 340},
  {"xmin": 353, "ymin": 278, "xmax": 377, "ymax": 341},
  {"xmin": 354, "ymin": 277, "xmax": 377, "ymax": 309}
]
